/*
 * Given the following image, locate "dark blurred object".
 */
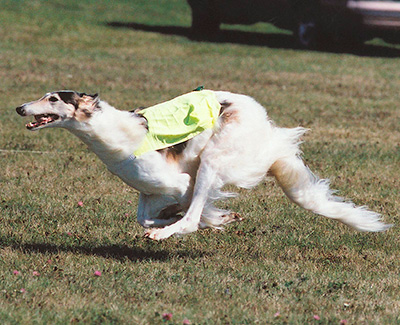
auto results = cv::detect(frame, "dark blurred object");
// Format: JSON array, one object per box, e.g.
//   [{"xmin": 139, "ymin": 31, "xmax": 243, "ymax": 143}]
[{"xmin": 187, "ymin": 0, "xmax": 400, "ymax": 47}]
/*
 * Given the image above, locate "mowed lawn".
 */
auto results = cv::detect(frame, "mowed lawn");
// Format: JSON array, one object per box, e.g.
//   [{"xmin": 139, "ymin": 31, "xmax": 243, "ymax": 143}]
[{"xmin": 1, "ymin": 0, "xmax": 400, "ymax": 323}]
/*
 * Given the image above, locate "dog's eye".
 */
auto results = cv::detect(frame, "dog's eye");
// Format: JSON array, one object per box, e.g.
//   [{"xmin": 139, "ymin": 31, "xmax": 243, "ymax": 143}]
[{"xmin": 49, "ymin": 96, "xmax": 58, "ymax": 102}]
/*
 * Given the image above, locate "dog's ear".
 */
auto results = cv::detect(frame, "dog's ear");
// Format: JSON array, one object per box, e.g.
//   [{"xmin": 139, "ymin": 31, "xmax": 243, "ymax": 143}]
[
  {"xmin": 91, "ymin": 93, "xmax": 100, "ymax": 107},
  {"xmin": 78, "ymin": 92, "xmax": 98, "ymax": 98},
  {"xmin": 78, "ymin": 93, "xmax": 99, "ymax": 106},
  {"xmin": 73, "ymin": 93, "xmax": 100, "ymax": 121}
]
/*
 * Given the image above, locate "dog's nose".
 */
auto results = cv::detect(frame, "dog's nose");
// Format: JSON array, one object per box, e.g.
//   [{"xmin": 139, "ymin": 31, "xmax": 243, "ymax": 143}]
[{"xmin": 16, "ymin": 105, "xmax": 26, "ymax": 116}]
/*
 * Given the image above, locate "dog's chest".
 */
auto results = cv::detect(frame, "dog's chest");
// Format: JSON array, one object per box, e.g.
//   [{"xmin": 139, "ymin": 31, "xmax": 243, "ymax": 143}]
[{"xmin": 106, "ymin": 153, "xmax": 190, "ymax": 197}]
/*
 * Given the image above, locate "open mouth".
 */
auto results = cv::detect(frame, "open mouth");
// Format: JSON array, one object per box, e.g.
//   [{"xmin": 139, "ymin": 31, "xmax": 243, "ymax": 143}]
[{"xmin": 27, "ymin": 114, "xmax": 60, "ymax": 129}]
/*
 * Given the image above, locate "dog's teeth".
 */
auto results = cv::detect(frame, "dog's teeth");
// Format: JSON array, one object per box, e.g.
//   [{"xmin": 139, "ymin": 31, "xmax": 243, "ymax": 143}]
[{"xmin": 26, "ymin": 122, "xmax": 37, "ymax": 129}]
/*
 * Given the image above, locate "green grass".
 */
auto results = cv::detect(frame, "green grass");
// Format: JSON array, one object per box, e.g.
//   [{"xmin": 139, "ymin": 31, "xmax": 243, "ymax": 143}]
[{"xmin": 1, "ymin": 0, "xmax": 400, "ymax": 323}]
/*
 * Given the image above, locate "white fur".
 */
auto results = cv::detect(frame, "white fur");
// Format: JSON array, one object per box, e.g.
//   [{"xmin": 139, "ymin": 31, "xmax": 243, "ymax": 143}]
[{"xmin": 17, "ymin": 90, "xmax": 392, "ymax": 240}]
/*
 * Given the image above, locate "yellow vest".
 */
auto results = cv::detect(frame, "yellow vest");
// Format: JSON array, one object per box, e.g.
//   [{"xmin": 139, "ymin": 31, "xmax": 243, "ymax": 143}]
[{"xmin": 134, "ymin": 90, "xmax": 221, "ymax": 157}]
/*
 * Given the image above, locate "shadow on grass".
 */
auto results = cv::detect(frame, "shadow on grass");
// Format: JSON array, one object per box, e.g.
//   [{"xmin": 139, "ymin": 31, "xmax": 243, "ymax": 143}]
[
  {"xmin": 0, "ymin": 236, "xmax": 208, "ymax": 262},
  {"xmin": 106, "ymin": 21, "xmax": 400, "ymax": 58}
]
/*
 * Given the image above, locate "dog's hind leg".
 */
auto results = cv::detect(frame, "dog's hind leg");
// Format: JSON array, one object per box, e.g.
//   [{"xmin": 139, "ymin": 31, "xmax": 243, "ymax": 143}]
[
  {"xmin": 145, "ymin": 162, "xmax": 216, "ymax": 240},
  {"xmin": 137, "ymin": 193, "xmax": 183, "ymax": 228},
  {"xmin": 270, "ymin": 151, "xmax": 392, "ymax": 232}
]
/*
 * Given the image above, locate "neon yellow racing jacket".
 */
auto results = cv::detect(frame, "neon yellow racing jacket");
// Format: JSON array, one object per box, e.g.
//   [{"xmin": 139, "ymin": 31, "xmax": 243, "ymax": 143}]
[{"xmin": 134, "ymin": 90, "xmax": 221, "ymax": 157}]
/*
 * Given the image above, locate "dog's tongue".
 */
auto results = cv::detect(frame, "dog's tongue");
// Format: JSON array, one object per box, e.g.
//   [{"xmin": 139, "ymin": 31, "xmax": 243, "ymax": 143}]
[{"xmin": 38, "ymin": 115, "xmax": 54, "ymax": 123}]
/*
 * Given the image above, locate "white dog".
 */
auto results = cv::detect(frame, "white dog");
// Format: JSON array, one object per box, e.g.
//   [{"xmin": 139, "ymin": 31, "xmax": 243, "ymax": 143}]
[{"xmin": 16, "ymin": 90, "xmax": 392, "ymax": 240}]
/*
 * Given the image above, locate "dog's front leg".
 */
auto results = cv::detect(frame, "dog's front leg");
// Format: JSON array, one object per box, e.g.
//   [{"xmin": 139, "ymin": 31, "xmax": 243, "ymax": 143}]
[{"xmin": 145, "ymin": 162, "xmax": 216, "ymax": 240}]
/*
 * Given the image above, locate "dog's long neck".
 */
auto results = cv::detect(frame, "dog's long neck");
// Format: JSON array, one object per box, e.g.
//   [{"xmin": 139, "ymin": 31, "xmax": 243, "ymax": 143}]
[{"xmin": 67, "ymin": 101, "xmax": 147, "ymax": 166}]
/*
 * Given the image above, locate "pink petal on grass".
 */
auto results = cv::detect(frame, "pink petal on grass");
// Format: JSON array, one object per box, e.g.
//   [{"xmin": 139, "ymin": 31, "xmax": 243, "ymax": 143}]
[
  {"xmin": 313, "ymin": 315, "xmax": 321, "ymax": 320},
  {"xmin": 162, "ymin": 313, "xmax": 173, "ymax": 321},
  {"xmin": 13, "ymin": 270, "xmax": 20, "ymax": 275},
  {"xmin": 94, "ymin": 270, "xmax": 102, "ymax": 276},
  {"xmin": 274, "ymin": 312, "xmax": 280, "ymax": 318},
  {"xmin": 127, "ymin": 200, "xmax": 132, "ymax": 204},
  {"xmin": 20, "ymin": 288, "xmax": 26, "ymax": 293},
  {"xmin": 77, "ymin": 201, "xmax": 84, "ymax": 207},
  {"xmin": 33, "ymin": 271, "xmax": 40, "ymax": 276},
  {"xmin": 183, "ymin": 319, "xmax": 191, "ymax": 324}
]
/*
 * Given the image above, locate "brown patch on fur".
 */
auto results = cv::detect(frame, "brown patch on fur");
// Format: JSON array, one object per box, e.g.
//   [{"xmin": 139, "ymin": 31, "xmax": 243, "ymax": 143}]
[
  {"xmin": 220, "ymin": 109, "xmax": 239, "ymax": 125},
  {"xmin": 130, "ymin": 108, "xmax": 148, "ymax": 130},
  {"xmin": 269, "ymin": 159, "xmax": 299, "ymax": 190},
  {"xmin": 157, "ymin": 141, "xmax": 188, "ymax": 164},
  {"xmin": 219, "ymin": 101, "xmax": 232, "ymax": 114},
  {"xmin": 74, "ymin": 95, "xmax": 98, "ymax": 122},
  {"xmin": 57, "ymin": 91, "xmax": 80, "ymax": 107},
  {"xmin": 74, "ymin": 108, "xmax": 92, "ymax": 122},
  {"xmin": 218, "ymin": 101, "xmax": 240, "ymax": 125}
]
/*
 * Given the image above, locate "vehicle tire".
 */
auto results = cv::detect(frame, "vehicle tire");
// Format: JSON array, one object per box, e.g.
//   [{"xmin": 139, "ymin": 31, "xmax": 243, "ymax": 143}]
[{"xmin": 188, "ymin": 0, "xmax": 221, "ymax": 40}]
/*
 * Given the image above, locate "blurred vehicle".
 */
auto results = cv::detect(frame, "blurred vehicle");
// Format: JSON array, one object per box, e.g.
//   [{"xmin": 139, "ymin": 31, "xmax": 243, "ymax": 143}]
[{"xmin": 186, "ymin": 0, "xmax": 400, "ymax": 47}]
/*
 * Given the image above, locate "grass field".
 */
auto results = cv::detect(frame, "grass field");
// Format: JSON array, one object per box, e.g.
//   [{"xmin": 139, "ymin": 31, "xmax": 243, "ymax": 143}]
[{"xmin": 1, "ymin": 0, "xmax": 400, "ymax": 323}]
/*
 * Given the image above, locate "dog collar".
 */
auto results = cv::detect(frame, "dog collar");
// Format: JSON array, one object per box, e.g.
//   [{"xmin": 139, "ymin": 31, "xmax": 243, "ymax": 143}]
[{"xmin": 134, "ymin": 90, "xmax": 221, "ymax": 157}]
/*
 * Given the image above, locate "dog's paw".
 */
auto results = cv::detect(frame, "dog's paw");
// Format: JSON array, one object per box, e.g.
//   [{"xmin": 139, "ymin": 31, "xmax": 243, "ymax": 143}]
[
  {"xmin": 221, "ymin": 212, "xmax": 243, "ymax": 225},
  {"xmin": 144, "ymin": 228, "xmax": 173, "ymax": 241}
]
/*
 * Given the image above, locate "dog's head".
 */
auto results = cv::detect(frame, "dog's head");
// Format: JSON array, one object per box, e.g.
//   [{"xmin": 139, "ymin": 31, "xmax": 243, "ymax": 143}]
[{"xmin": 16, "ymin": 91, "xmax": 99, "ymax": 130}]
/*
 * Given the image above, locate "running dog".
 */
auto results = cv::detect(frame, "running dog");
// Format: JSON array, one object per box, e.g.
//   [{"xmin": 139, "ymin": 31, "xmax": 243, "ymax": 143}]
[{"xmin": 16, "ymin": 90, "xmax": 392, "ymax": 240}]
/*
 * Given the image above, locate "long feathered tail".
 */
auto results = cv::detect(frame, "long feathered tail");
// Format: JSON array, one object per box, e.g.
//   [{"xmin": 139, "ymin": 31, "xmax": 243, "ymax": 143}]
[{"xmin": 270, "ymin": 127, "xmax": 393, "ymax": 232}]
